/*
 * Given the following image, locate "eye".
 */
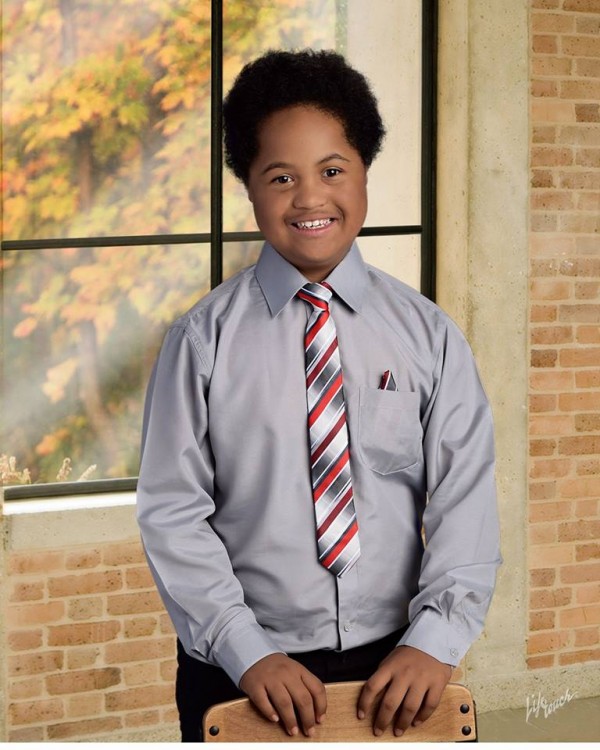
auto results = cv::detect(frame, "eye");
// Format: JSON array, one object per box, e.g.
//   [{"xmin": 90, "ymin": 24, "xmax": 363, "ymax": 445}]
[
  {"xmin": 323, "ymin": 167, "xmax": 343, "ymax": 178},
  {"xmin": 272, "ymin": 174, "xmax": 293, "ymax": 185}
]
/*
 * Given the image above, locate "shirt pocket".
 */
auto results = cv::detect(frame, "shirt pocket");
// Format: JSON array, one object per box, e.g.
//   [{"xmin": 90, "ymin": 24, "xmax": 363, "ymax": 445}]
[{"xmin": 357, "ymin": 387, "xmax": 422, "ymax": 474}]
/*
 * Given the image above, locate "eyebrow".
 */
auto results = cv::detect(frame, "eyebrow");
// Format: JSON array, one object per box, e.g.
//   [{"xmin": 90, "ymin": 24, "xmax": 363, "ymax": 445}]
[{"xmin": 260, "ymin": 152, "xmax": 351, "ymax": 176}]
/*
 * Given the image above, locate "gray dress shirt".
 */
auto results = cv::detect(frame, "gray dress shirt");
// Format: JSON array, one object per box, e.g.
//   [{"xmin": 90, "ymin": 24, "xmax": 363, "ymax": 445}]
[{"xmin": 137, "ymin": 242, "xmax": 502, "ymax": 688}]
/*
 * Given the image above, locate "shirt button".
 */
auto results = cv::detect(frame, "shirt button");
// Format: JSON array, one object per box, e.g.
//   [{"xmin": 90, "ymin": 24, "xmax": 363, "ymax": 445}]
[
  {"xmin": 450, "ymin": 648, "xmax": 459, "ymax": 658},
  {"xmin": 343, "ymin": 623, "xmax": 353, "ymax": 632}
]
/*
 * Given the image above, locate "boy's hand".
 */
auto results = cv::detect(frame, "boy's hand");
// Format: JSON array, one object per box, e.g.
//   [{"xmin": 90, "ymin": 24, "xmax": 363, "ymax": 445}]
[
  {"xmin": 239, "ymin": 653, "xmax": 327, "ymax": 737},
  {"xmin": 357, "ymin": 645, "xmax": 452, "ymax": 737}
]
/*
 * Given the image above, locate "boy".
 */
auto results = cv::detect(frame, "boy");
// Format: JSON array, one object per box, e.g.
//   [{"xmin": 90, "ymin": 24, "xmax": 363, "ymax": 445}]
[{"xmin": 137, "ymin": 49, "xmax": 502, "ymax": 742}]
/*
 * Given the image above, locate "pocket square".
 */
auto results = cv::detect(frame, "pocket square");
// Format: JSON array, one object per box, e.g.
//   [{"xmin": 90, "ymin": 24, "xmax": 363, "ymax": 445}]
[{"xmin": 379, "ymin": 370, "xmax": 397, "ymax": 391}]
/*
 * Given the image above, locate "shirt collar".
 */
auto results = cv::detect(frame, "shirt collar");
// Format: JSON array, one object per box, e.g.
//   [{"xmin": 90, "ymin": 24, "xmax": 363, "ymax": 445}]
[{"xmin": 255, "ymin": 241, "xmax": 368, "ymax": 317}]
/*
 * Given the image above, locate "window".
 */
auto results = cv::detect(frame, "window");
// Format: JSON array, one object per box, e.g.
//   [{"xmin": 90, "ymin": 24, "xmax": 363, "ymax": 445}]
[{"xmin": 1, "ymin": 0, "xmax": 437, "ymax": 499}]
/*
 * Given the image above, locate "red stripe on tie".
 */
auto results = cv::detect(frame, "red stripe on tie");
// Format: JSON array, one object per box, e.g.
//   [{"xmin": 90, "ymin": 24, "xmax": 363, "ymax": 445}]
[
  {"xmin": 308, "ymin": 372, "xmax": 343, "ymax": 427},
  {"xmin": 322, "ymin": 519, "xmax": 358, "ymax": 568},
  {"xmin": 297, "ymin": 289, "xmax": 328, "ymax": 310},
  {"xmin": 311, "ymin": 411, "xmax": 346, "ymax": 465},
  {"xmin": 316, "ymin": 485, "xmax": 354, "ymax": 540},
  {"xmin": 313, "ymin": 447, "xmax": 349, "ymax": 502},
  {"xmin": 307, "ymin": 337, "xmax": 337, "ymax": 388}
]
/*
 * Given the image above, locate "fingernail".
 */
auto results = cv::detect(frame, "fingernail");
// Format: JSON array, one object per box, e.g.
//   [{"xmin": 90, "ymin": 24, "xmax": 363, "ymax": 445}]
[
  {"xmin": 413, "ymin": 719, "xmax": 423, "ymax": 727},
  {"xmin": 394, "ymin": 728, "xmax": 404, "ymax": 737},
  {"xmin": 317, "ymin": 715, "xmax": 324, "ymax": 724},
  {"xmin": 357, "ymin": 710, "xmax": 365, "ymax": 720},
  {"xmin": 307, "ymin": 727, "xmax": 315, "ymax": 737},
  {"xmin": 290, "ymin": 727, "xmax": 298, "ymax": 736},
  {"xmin": 374, "ymin": 728, "xmax": 383, "ymax": 737},
  {"xmin": 271, "ymin": 714, "xmax": 279, "ymax": 722}
]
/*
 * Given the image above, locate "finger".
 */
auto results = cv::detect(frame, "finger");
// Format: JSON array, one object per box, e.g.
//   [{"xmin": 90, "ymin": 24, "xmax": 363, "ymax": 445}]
[
  {"xmin": 373, "ymin": 680, "xmax": 409, "ymax": 736},
  {"xmin": 246, "ymin": 686, "xmax": 280, "ymax": 724},
  {"xmin": 357, "ymin": 672, "xmax": 389, "ymax": 720},
  {"xmin": 287, "ymin": 680, "xmax": 318, "ymax": 737},
  {"xmin": 301, "ymin": 671, "xmax": 327, "ymax": 722},
  {"xmin": 412, "ymin": 683, "xmax": 444, "ymax": 727},
  {"xmin": 267, "ymin": 684, "xmax": 299, "ymax": 736},
  {"xmin": 393, "ymin": 684, "xmax": 427, "ymax": 736}
]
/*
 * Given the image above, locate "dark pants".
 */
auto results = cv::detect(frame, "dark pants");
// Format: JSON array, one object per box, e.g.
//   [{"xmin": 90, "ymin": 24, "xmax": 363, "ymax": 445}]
[{"xmin": 176, "ymin": 626, "xmax": 408, "ymax": 742}]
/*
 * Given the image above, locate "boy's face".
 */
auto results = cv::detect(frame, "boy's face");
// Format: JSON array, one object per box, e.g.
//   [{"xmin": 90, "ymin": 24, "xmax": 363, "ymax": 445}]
[{"xmin": 247, "ymin": 105, "xmax": 368, "ymax": 282}]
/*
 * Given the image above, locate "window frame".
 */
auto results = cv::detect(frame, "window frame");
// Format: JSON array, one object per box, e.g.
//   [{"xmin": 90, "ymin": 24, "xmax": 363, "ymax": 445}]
[{"xmin": 2, "ymin": 0, "xmax": 437, "ymax": 501}]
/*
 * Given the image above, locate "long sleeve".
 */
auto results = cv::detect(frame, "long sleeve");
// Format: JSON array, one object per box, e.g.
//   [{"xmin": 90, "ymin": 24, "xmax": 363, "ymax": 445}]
[
  {"xmin": 136, "ymin": 325, "xmax": 283, "ymax": 687},
  {"xmin": 398, "ymin": 318, "xmax": 502, "ymax": 666}
]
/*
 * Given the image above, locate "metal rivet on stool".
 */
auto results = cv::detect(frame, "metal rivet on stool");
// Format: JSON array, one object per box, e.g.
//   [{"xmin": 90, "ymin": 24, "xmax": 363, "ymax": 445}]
[
  {"xmin": 209, "ymin": 725, "xmax": 220, "ymax": 736},
  {"xmin": 460, "ymin": 704, "xmax": 470, "ymax": 714},
  {"xmin": 461, "ymin": 726, "xmax": 472, "ymax": 736}
]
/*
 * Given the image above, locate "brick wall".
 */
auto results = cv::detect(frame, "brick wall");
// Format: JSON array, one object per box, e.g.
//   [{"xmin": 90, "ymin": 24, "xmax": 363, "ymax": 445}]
[
  {"xmin": 5, "ymin": 540, "xmax": 179, "ymax": 742},
  {"xmin": 529, "ymin": 0, "xmax": 600, "ymax": 669}
]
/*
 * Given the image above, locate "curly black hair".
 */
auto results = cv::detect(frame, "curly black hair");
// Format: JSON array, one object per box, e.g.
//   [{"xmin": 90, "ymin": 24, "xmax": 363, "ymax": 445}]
[{"xmin": 223, "ymin": 49, "xmax": 385, "ymax": 185}]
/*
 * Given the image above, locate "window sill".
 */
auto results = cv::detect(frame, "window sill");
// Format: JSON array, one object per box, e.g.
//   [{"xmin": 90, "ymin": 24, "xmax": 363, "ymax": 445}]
[{"xmin": 3, "ymin": 490, "xmax": 136, "ymax": 516}]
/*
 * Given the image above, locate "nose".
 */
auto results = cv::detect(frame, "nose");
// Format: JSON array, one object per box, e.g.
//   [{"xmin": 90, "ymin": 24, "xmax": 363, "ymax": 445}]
[{"xmin": 291, "ymin": 177, "xmax": 327, "ymax": 210}]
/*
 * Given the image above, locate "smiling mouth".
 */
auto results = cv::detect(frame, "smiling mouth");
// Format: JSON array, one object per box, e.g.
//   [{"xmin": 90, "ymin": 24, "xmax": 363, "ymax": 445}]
[{"xmin": 291, "ymin": 218, "xmax": 335, "ymax": 230}]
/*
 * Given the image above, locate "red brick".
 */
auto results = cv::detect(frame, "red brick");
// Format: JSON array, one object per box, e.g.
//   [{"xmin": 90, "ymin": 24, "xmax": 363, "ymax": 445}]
[
  {"xmin": 578, "ymin": 192, "xmax": 600, "ymax": 210},
  {"xmin": 576, "ymin": 149, "xmax": 600, "ymax": 168},
  {"xmin": 530, "ymin": 370, "xmax": 573, "ymax": 390},
  {"xmin": 576, "ymin": 543, "xmax": 600, "ymax": 562},
  {"xmin": 531, "ymin": 305, "xmax": 558, "ymax": 323},
  {"xmin": 67, "ymin": 597, "xmax": 103, "ymax": 621},
  {"xmin": 48, "ymin": 571, "xmax": 122, "ymax": 598},
  {"xmin": 574, "ymin": 627, "xmax": 600, "ymax": 646},
  {"xmin": 47, "ymin": 717, "xmax": 122, "ymax": 740},
  {"xmin": 530, "ymin": 439, "xmax": 557, "ymax": 457},
  {"xmin": 126, "ymin": 566, "xmax": 155, "ymax": 590},
  {"xmin": 559, "ymin": 346, "xmax": 600, "ymax": 364},
  {"xmin": 123, "ymin": 616, "xmax": 158, "ymax": 639},
  {"xmin": 160, "ymin": 659, "xmax": 177, "ymax": 682},
  {"xmin": 532, "ymin": 213, "xmax": 558, "ymax": 232},
  {"xmin": 123, "ymin": 662, "xmax": 159, "ymax": 687},
  {"xmin": 125, "ymin": 710, "xmax": 161, "ymax": 728},
  {"xmin": 105, "ymin": 637, "xmax": 175, "ymax": 665},
  {"xmin": 529, "ymin": 502, "xmax": 573, "ymax": 522},
  {"xmin": 530, "ymin": 415, "xmax": 574, "ymax": 436},
  {"xmin": 103, "ymin": 541, "xmax": 146, "ymax": 567},
  {"xmin": 532, "ymin": 12, "xmax": 575, "ymax": 32},
  {"xmin": 530, "ymin": 568, "xmax": 557, "ymax": 587},
  {"xmin": 559, "ymin": 435, "xmax": 600, "ymax": 455},
  {"xmin": 576, "ymin": 582, "xmax": 600, "ymax": 603},
  {"xmin": 576, "ymin": 283, "xmax": 600, "ymax": 300},
  {"xmin": 527, "ymin": 631, "xmax": 570, "ymax": 655},
  {"xmin": 560, "ymin": 258, "xmax": 600, "ymax": 276},
  {"xmin": 531, "ymin": 326, "xmax": 573, "ymax": 344},
  {"xmin": 529, "ymin": 458, "xmax": 571, "ymax": 479},
  {"xmin": 575, "ymin": 498, "xmax": 599, "ymax": 516},
  {"xmin": 559, "ymin": 520, "xmax": 600, "ymax": 542},
  {"xmin": 559, "ymin": 605, "xmax": 600, "ymax": 627},
  {"xmin": 7, "ymin": 601, "xmax": 65, "ymax": 627},
  {"xmin": 65, "ymin": 549, "xmax": 102, "ymax": 570},
  {"xmin": 532, "ymin": 57, "xmax": 573, "ymax": 77},
  {"xmin": 562, "ymin": 35, "xmax": 600, "ymax": 59},
  {"xmin": 46, "ymin": 668, "xmax": 121, "ymax": 696},
  {"xmin": 530, "ymin": 610, "xmax": 556, "ymax": 631},
  {"xmin": 531, "ymin": 168, "xmax": 555, "ymax": 186},
  {"xmin": 160, "ymin": 613, "xmax": 176, "ymax": 634},
  {"xmin": 530, "ymin": 394, "xmax": 558, "ymax": 412},
  {"xmin": 67, "ymin": 693, "xmax": 103, "ymax": 719},
  {"xmin": 7, "ymin": 630, "xmax": 43, "ymax": 652},
  {"xmin": 9, "ymin": 581, "xmax": 45, "ymax": 602},
  {"xmin": 105, "ymin": 684, "xmax": 174, "ymax": 712},
  {"xmin": 559, "ymin": 127, "xmax": 600, "ymax": 148},
  {"xmin": 9, "ymin": 698, "xmax": 64, "ymax": 726},
  {"xmin": 558, "ymin": 648, "xmax": 600, "ymax": 665},
  {"xmin": 531, "ymin": 349, "xmax": 558, "ymax": 368},
  {"xmin": 577, "ymin": 58, "xmax": 600, "ymax": 77},
  {"xmin": 531, "ymin": 523, "xmax": 558, "ymax": 545},
  {"xmin": 575, "ymin": 237, "xmax": 600, "ymax": 254},
  {"xmin": 531, "ymin": 544, "xmax": 574, "ymax": 565},
  {"xmin": 560, "ymin": 171, "xmax": 600, "ymax": 190},
  {"xmin": 577, "ymin": 458, "xmax": 600, "ymax": 475},
  {"xmin": 48, "ymin": 621, "xmax": 121, "ymax": 647},
  {"xmin": 9, "ymin": 677, "xmax": 44, "ymax": 700},
  {"xmin": 560, "ymin": 562, "xmax": 600, "ymax": 583},
  {"xmin": 533, "ymin": 36, "xmax": 559, "ymax": 55},
  {"xmin": 563, "ymin": 0, "xmax": 600, "ymax": 13},
  {"xmin": 577, "ymin": 326, "xmax": 600, "ymax": 343},
  {"xmin": 9, "ymin": 551, "xmax": 64, "ymax": 575},
  {"xmin": 66, "ymin": 647, "xmax": 101, "ymax": 671},
  {"xmin": 560, "ymin": 477, "xmax": 600, "ymax": 498},
  {"xmin": 530, "ymin": 481, "xmax": 557, "ymax": 501},
  {"xmin": 9, "ymin": 651, "xmax": 64, "ymax": 677},
  {"xmin": 107, "ymin": 590, "xmax": 163, "ymax": 615},
  {"xmin": 530, "ymin": 587, "xmax": 572, "ymax": 610},
  {"xmin": 576, "ymin": 370, "xmax": 600, "ymax": 387},
  {"xmin": 532, "ymin": 0, "xmax": 560, "ymax": 7},
  {"xmin": 559, "ymin": 392, "xmax": 600, "ymax": 410},
  {"xmin": 527, "ymin": 654, "xmax": 555, "ymax": 669},
  {"xmin": 531, "ymin": 146, "xmax": 573, "ymax": 167},
  {"xmin": 531, "ymin": 191, "xmax": 574, "ymax": 211},
  {"xmin": 530, "ymin": 279, "xmax": 572, "ymax": 300},
  {"xmin": 8, "ymin": 727, "xmax": 45, "ymax": 742}
]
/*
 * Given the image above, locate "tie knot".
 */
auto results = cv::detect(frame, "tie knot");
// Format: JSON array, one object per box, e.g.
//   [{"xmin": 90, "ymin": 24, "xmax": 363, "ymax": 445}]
[{"xmin": 297, "ymin": 282, "xmax": 333, "ymax": 311}]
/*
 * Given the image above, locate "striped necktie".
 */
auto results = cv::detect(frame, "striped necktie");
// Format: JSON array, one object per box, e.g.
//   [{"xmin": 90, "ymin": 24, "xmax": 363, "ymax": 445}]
[{"xmin": 297, "ymin": 282, "xmax": 360, "ymax": 577}]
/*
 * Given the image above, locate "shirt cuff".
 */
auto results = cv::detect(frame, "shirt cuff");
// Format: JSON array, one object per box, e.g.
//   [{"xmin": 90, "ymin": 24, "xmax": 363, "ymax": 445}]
[
  {"xmin": 207, "ymin": 621, "xmax": 285, "ymax": 688},
  {"xmin": 396, "ymin": 607, "xmax": 470, "ymax": 667}
]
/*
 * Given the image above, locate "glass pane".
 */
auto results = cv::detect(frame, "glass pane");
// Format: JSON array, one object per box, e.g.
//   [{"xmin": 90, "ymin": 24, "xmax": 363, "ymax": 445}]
[
  {"xmin": 2, "ymin": 1, "xmax": 211, "ymax": 241},
  {"xmin": 347, "ymin": 0, "xmax": 422, "ymax": 227},
  {"xmin": 357, "ymin": 234, "xmax": 421, "ymax": 292},
  {"xmin": 222, "ymin": 0, "xmax": 422, "ymax": 232},
  {"xmin": 222, "ymin": 240, "xmax": 263, "ymax": 282},
  {"xmin": 2, "ymin": 244, "xmax": 209, "ymax": 487}
]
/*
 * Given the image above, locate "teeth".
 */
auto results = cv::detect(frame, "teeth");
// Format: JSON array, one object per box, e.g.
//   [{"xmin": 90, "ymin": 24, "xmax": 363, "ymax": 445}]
[{"xmin": 295, "ymin": 219, "xmax": 332, "ymax": 229}]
